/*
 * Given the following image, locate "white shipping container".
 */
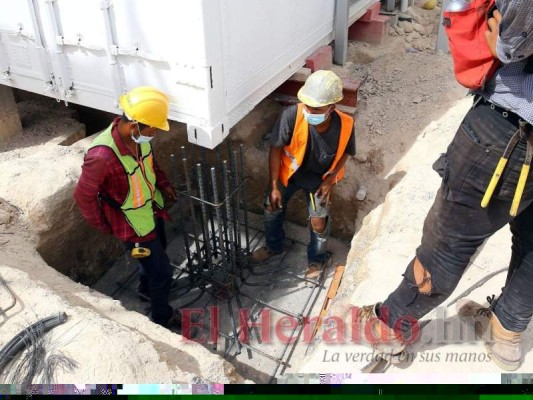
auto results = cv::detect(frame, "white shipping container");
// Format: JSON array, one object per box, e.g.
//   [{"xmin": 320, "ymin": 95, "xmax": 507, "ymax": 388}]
[{"xmin": 0, "ymin": 0, "xmax": 372, "ymax": 148}]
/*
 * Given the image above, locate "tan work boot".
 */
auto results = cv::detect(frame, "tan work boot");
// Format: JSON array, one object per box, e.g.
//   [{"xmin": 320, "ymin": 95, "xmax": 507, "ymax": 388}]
[
  {"xmin": 354, "ymin": 304, "xmax": 406, "ymax": 363},
  {"xmin": 250, "ymin": 246, "xmax": 284, "ymax": 265},
  {"xmin": 457, "ymin": 298, "xmax": 522, "ymax": 371}
]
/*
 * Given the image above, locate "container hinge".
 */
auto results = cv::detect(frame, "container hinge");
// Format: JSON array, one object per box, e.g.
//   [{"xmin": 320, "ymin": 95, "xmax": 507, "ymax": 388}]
[
  {"xmin": 3, "ymin": 25, "xmax": 35, "ymax": 41},
  {"xmin": 209, "ymin": 66, "xmax": 213, "ymax": 88},
  {"xmin": 2, "ymin": 67, "xmax": 10, "ymax": 81},
  {"xmin": 56, "ymin": 34, "xmax": 104, "ymax": 51},
  {"xmin": 111, "ymin": 45, "xmax": 165, "ymax": 62}
]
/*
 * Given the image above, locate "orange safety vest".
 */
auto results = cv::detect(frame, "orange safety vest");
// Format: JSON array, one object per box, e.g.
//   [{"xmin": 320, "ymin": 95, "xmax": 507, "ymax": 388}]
[{"xmin": 279, "ymin": 103, "xmax": 354, "ymax": 187}]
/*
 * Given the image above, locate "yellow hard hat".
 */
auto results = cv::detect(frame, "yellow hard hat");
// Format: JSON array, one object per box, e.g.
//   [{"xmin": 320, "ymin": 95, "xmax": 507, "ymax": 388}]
[
  {"xmin": 297, "ymin": 70, "xmax": 343, "ymax": 107},
  {"xmin": 119, "ymin": 86, "xmax": 170, "ymax": 131}
]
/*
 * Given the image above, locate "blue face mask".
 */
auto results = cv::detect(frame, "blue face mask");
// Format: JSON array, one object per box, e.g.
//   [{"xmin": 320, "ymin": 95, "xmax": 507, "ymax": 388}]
[
  {"xmin": 131, "ymin": 124, "xmax": 154, "ymax": 144},
  {"xmin": 303, "ymin": 108, "xmax": 330, "ymax": 126}
]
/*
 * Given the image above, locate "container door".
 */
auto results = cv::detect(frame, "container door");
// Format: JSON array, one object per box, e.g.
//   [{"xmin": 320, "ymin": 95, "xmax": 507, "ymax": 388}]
[{"xmin": 0, "ymin": 0, "xmax": 53, "ymax": 94}]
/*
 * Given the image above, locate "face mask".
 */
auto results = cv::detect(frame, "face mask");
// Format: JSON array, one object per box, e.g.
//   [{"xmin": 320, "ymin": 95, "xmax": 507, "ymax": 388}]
[
  {"xmin": 303, "ymin": 107, "xmax": 331, "ymax": 126},
  {"xmin": 131, "ymin": 124, "xmax": 154, "ymax": 144}
]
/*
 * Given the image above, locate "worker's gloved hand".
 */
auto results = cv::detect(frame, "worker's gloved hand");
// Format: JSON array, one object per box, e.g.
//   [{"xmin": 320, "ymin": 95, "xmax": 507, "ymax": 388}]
[
  {"xmin": 269, "ymin": 188, "xmax": 283, "ymax": 210},
  {"xmin": 485, "ymin": 10, "xmax": 501, "ymax": 59},
  {"xmin": 162, "ymin": 186, "xmax": 178, "ymax": 203}
]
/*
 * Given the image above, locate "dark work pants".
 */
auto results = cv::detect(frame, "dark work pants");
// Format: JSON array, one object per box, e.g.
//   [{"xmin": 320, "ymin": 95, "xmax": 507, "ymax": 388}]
[
  {"xmin": 126, "ymin": 219, "xmax": 173, "ymax": 326},
  {"xmin": 382, "ymin": 100, "xmax": 533, "ymax": 333}
]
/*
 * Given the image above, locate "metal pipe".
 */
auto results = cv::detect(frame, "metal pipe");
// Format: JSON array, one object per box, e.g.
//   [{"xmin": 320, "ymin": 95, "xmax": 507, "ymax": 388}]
[
  {"xmin": 239, "ymin": 144, "xmax": 251, "ymax": 255},
  {"xmin": 334, "ymin": 0, "xmax": 349, "ymax": 66},
  {"xmin": 182, "ymin": 157, "xmax": 202, "ymax": 263},
  {"xmin": 196, "ymin": 163, "xmax": 212, "ymax": 267}
]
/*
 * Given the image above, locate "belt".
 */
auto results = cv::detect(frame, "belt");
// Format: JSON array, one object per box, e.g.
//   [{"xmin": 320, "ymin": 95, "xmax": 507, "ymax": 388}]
[{"xmin": 472, "ymin": 95, "xmax": 529, "ymax": 128}]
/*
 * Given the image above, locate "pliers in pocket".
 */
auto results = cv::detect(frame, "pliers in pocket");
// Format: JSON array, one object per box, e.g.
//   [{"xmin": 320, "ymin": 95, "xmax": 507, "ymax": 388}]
[{"xmin": 481, "ymin": 121, "xmax": 532, "ymax": 216}]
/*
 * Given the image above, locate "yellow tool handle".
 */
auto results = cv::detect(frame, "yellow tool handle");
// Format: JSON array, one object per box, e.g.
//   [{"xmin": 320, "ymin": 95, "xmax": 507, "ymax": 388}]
[
  {"xmin": 510, "ymin": 164, "xmax": 530, "ymax": 216},
  {"xmin": 481, "ymin": 157, "xmax": 508, "ymax": 208},
  {"xmin": 310, "ymin": 193, "xmax": 316, "ymax": 212}
]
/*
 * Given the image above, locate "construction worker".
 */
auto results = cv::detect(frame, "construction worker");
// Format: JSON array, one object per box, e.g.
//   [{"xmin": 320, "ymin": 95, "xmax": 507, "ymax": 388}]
[
  {"xmin": 251, "ymin": 70, "xmax": 356, "ymax": 280},
  {"xmin": 74, "ymin": 86, "xmax": 180, "ymax": 330},
  {"xmin": 355, "ymin": 1, "xmax": 533, "ymax": 371}
]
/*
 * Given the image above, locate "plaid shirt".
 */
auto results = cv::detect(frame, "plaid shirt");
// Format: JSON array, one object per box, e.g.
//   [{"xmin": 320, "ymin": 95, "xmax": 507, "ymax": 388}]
[
  {"xmin": 74, "ymin": 118, "xmax": 171, "ymax": 243},
  {"xmin": 478, "ymin": 0, "xmax": 533, "ymax": 125}
]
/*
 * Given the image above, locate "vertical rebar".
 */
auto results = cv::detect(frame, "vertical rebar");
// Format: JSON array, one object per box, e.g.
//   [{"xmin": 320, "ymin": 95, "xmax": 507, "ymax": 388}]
[
  {"xmin": 182, "ymin": 157, "xmax": 202, "ymax": 263},
  {"xmin": 227, "ymin": 300, "xmax": 242, "ymax": 354},
  {"xmin": 222, "ymin": 161, "xmax": 237, "ymax": 274},
  {"xmin": 239, "ymin": 144, "xmax": 251, "ymax": 255},
  {"xmin": 211, "ymin": 167, "xmax": 227, "ymax": 266},
  {"xmin": 202, "ymin": 149, "xmax": 218, "ymax": 256},
  {"xmin": 230, "ymin": 150, "xmax": 242, "ymax": 265},
  {"xmin": 196, "ymin": 163, "xmax": 212, "ymax": 268},
  {"xmin": 171, "ymin": 154, "xmax": 192, "ymax": 266}
]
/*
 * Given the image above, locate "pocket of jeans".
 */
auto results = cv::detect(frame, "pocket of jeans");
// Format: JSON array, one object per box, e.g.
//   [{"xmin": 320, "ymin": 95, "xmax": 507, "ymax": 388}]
[
  {"xmin": 432, "ymin": 153, "xmax": 449, "ymax": 181},
  {"xmin": 432, "ymin": 153, "xmax": 449, "ymax": 198},
  {"xmin": 448, "ymin": 121, "xmax": 524, "ymax": 205},
  {"xmin": 444, "ymin": 122, "xmax": 499, "ymax": 206}
]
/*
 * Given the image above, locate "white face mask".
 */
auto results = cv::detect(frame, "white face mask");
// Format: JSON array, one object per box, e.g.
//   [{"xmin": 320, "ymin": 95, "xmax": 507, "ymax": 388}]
[{"xmin": 131, "ymin": 124, "xmax": 154, "ymax": 144}]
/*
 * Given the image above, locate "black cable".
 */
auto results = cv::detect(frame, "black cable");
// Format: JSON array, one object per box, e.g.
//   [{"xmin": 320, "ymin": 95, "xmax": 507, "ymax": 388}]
[{"xmin": 0, "ymin": 312, "xmax": 68, "ymax": 375}]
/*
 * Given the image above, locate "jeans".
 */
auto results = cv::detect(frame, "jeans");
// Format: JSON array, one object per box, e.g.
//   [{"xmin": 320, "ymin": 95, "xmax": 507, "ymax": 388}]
[
  {"xmin": 382, "ymin": 99, "xmax": 533, "ymax": 333},
  {"xmin": 126, "ymin": 219, "xmax": 173, "ymax": 326},
  {"xmin": 263, "ymin": 180, "xmax": 331, "ymax": 264}
]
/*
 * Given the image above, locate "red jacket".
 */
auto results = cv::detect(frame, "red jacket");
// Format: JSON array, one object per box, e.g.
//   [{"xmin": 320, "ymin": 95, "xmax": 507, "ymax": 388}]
[{"xmin": 74, "ymin": 118, "xmax": 171, "ymax": 243}]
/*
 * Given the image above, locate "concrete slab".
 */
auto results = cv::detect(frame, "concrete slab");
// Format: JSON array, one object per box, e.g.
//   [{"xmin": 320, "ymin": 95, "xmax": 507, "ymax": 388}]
[{"xmin": 94, "ymin": 210, "xmax": 350, "ymax": 383}]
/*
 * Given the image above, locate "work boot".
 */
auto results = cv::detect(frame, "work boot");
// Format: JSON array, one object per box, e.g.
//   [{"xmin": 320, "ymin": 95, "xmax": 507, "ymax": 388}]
[
  {"xmin": 250, "ymin": 246, "xmax": 284, "ymax": 265},
  {"xmin": 166, "ymin": 309, "xmax": 182, "ymax": 331},
  {"xmin": 354, "ymin": 303, "xmax": 406, "ymax": 362},
  {"xmin": 305, "ymin": 262, "xmax": 323, "ymax": 286},
  {"xmin": 457, "ymin": 298, "xmax": 522, "ymax": 371}
]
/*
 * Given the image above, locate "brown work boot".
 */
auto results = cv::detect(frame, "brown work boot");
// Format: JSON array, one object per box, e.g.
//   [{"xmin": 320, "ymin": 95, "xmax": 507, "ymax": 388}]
[
  {"xmin": 304, "ymin": 262, "xmax": 324, "ymax": 287},
  {"xmin": 250, "ymin": 246, "xmax": 284, "ymax": 265},
  {"xmin": 456, "ymin": 297, "xmax": 493, "ymax": 338},
  {"xmin": 457, "ymin": 298, "xmax": 522, "ymax": 371},
  {"xmin": 354, "ymin": 304, "xmax": 406, "ymax": 362}
]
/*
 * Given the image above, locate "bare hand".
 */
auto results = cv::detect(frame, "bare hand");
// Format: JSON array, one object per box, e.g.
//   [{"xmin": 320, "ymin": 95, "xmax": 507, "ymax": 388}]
[
  {"xmin": 162, "ymin": 186, "xmax": 178, "ymax": 203},
  {"xmin": 269, "ymin": 188, "xmax": 283, "ymax": 210},
  {"xmin": 485, "ymin": 10, "xmax": 502, "ymax": 58},
  {"xmin": 315, "ymin": 178, "xmax": 334, "ymax": 204}
]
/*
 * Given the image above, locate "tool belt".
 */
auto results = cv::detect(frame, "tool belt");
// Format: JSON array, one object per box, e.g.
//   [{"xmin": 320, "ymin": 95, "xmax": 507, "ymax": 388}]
[{"xmin": 474, "ymin": 95, "xmax": 533, "ymax": 216}]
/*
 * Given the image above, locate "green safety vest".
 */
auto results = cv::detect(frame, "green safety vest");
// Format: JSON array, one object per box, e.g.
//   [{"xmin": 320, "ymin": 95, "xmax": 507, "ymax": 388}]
[{"xmin": 89, "ymin": 125, "xmax": 164, "ymax": 237}]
